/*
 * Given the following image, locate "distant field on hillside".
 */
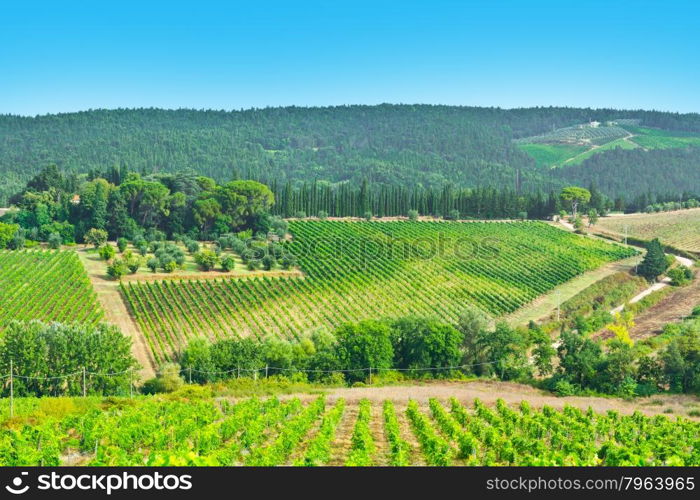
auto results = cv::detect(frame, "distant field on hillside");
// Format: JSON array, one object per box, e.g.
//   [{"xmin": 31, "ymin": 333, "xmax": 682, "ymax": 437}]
[
  {"xmin": 0, "ymin": 250, "xmax": 103, "ymax": 327},
  {"xmin": 563, "ymin": 137, "xmax": 638, "ymax": 165},
  {"xmin": 517, "ymin": 122, "xmax": 700, "ymax": 168},
  {"xmin": 517, "ymin": 143, "xmax": 588, "ymax": 168},
  {"xmin": 595, "ymin": 209, "xmax": 700, "ymax": 253},
  {"xmin": 122, "ymin": 221, "xmax": 636, "ymax": 361},
  {"xmin": 627, "ymin": 126, "xmax": 700, "ymax": 149}
]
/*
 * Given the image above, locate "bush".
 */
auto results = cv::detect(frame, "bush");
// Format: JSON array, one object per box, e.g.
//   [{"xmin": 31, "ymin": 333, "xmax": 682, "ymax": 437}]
[
  {"xmin": 261, "ymin": 254, "xmax": 276, "ymax": 271},
  {"xmin": 363, "ymin": 211, "xmax": 372, "ymax": 221},
  {"xmin": 98, "ymin": 245, "xmax": 116, "ymax": 261},
  {"xmin": 47, "ymin": 232, "xmax": 62, "ymax": 249},
  {"xmin": 147, "ymin": 257, "xmax": 159, "ymax": 272},
  {"xmin": 106, "ymin": 259, "xmax": 129, "ymax": 279},
  {"xmin": 317, "ymin": 210, "xmax": 328, "ymax": 221},
  {"xmin": 117, "ymin": 237, "xmax": 128, "ymax": 253},
  {"xmin": 552, "ymin": 379, "xmax": 577, "ymax": 397},
  {"xmin": 186, "ymin": 240, "xmax": 200, "ymax": 254},
  {"xmin": 408, "ymin": 209, "xmax": 419, "ymax": 221},
  {"xmin": 280, "ymin": 254, "xmax": 297, "ymax": 270},
  {"xmin": 247, "ymin": 259, "xmax": 261, "ymax": 271},
  {"xmin": 194, "ymin": 249, "xmax": 219, "ymax": 271},
  {"xmin": 84, "ymin": 228, "xmax": 108, "ymax": 247},
  {"xmin": 668, "ymin": 266, "xmax": 694, "ymax": 286},
  {"xmin": 141, "ymin": 363, "xmax": 185, "ymax": 394},
  {"xmin": 221, "ymin": 255, "xmax": 236, "ymax": 272}
]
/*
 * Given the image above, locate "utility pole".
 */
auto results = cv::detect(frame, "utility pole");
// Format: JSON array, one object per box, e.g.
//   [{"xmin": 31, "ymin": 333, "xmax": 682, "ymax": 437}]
[
  {"xmin": 555, "ymin": 291, "xmax": 562, "ymax": 322},
  {"xmin": 9, "ymin": 360, "xmax": 13, "ymax": 419}
]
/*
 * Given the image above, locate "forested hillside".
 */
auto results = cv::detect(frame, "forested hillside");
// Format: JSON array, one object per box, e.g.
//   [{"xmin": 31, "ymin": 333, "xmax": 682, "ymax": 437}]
[{"xmin": 1, "ymin": 105, "xmax": 700, "ymax": 204}]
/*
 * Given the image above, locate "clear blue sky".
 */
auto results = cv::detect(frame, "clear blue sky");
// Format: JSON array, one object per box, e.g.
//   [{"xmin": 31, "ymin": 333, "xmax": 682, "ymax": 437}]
[{"xmin": 2, "ymin": 0, "xmax": 698, "ymax": 116}]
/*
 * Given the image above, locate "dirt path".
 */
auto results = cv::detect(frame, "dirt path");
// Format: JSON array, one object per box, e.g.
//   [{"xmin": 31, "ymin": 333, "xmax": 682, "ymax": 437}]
[
  {"xmin": 319, "ymin": 381, "xmax": 700, "ymax": 419},
  {"xmin": 609, "ymin": 256, "xmax": 693, "ymax": 315},
  {"xmin": 625, "ymin": 273, "xmax": 700, "ymax": 340},
  {"xmin": 75, "ymin": 248, "xmax": 156, "ymax": 378}
]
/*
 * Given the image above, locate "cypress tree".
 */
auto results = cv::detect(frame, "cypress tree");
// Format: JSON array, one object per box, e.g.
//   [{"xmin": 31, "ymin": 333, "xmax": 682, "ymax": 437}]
[{"xmin": 638, "ymin": 238, "xmax": 669, "ymax": 282}]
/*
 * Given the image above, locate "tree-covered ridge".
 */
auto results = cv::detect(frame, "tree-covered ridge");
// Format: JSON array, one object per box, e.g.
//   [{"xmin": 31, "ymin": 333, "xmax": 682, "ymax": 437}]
[{"xmin": 2, "ymin": 105, "xmax": 700, "ymax": 204}]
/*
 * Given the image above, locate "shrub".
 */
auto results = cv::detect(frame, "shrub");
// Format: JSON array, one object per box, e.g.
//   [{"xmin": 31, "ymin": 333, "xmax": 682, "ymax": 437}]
[
  {"xmin": 280, "ymin": 254, "xmax": 297, "ymax": 270},
  {"xmin": 47, "ymin": 232, "xmax": 62, "ymax": 249},
  {"xmin": 262, "ymin": 254, "xmax": 276, "ymax": 271},
  {"xmin": 84, "ymin": 228, "xmax": 108, "ymax": 248},
  {"xmin": 408, "ymin": 209, "xmax": 419, "ymax": 221},
  {"xmin": 147, "ymin": 257, "xmax": 159, "ymax": 273},
  {"xmin": 98, "ymin": 245, "xmax": 116, "ymax": 261},
  {"xmin": 117, "ymin": 237, "xmax": 128, "ymax": 253},
  {"xmin": 141, "ymin": 363, "xmax": 185, "ymax": 394},
  {"xmin": 221, "ymin": 255, "xmax": 236, "ymax": 272},
  {"xmin": 186, "ymin": 240, "xmax": 200, "ymax": 254},
  {"xmin": 195, "ymin": 249, "xmax": 220, "ymax": 271},
  {"xmin": 106, "ymin": 259, "xmax": 129, "ymax": 279}
]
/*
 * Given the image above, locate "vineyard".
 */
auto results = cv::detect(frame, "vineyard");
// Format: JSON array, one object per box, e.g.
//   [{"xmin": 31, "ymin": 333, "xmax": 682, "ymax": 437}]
[
  {"xmin": 515, "ymin": 123, "xmax": 630, "ymax": 146},
  {"xmin": 595, "ymin": 209, "xmax": 700, "ymax": 253},
  {"xmin": 1, "ymin": 395, "xmax": 697, "ymax": 466},
  {"xmin": 0, "ymin": 250, "xmax": 103, "ymax": 327},
  {"xmin": 121, "ymin": 221, "xmax": 636, "ymax": 361}
]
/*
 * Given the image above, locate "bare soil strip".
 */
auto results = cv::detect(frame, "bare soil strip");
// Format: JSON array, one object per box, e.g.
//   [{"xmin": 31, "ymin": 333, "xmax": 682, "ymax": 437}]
[
  {"xmin": 321, "ymin": 381, "xmax": 700, "ymax": 419},
  {"xmin": 327, "ymin": 405, "xmax": 358, "ymax": 465},
  {"xmin": 75, "ymin": 248, "xmax": 157, "ymax": 378}
]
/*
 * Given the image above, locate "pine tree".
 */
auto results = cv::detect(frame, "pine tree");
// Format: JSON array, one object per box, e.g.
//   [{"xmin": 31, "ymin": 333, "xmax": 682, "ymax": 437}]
[{"xmin": 637, "ymin": 238, "xmax": 668, "ymax": 282}]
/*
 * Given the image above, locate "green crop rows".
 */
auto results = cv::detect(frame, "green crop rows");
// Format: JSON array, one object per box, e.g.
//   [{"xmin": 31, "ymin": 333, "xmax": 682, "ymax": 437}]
[
  {"xmin": 1, "ymin": 396, "xmax": 697, "ymax": 466},
  {"xmin": 121, "ymin": 221, "xmax": 636, "ymax": 361},
  {"xmin": 0, "ymin": 250, "xmax": 103, "ymax": 328}
]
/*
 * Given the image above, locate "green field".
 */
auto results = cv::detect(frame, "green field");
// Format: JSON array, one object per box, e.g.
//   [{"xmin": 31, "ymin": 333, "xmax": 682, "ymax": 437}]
[
  {"xmin": 122, "ymin": 221, "xmax": 636, "ymax": 361},
  {"xmin": 2, "ymin": 394, "xmax": 697, "ymax": 466},
  {"xmin": 626, "ymin": 126, "xmax": 700, "ymax": 149},
  {"xmin": 0, "ymin": 250, "xmax": 103, "ymax": 327},
  {"xmin": 517, "ymin": 143, "xmax": 588, "ymax": 168},
  {"xmin": 563, "ymin": 138, "xmax": 639, "ymax": 165}
]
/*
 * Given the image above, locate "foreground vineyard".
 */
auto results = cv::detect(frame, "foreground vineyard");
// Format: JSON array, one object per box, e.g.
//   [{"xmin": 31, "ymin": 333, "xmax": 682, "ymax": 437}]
[
  {"xmin": 1, "ymin": 396, "xmax": 697, "ymax": 466},
  {"xmin": 0, "ymin": 250, "xmax": 103, "ymax": 327},
  {"xmin": 122, "ymin": 221, "xmax": 635, "ymax": 361}
]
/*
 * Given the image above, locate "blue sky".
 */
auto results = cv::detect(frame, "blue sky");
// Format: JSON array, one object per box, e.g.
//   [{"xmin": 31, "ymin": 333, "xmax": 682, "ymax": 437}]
[{"xmin": 1, "ymin": 0, "xmax": 699, "ymax": 115}]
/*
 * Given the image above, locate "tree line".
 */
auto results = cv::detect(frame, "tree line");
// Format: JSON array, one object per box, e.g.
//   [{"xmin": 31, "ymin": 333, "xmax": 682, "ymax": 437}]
[{"xmin": 2, "ymin": 106, "xmax": 700, "ymax": 204}]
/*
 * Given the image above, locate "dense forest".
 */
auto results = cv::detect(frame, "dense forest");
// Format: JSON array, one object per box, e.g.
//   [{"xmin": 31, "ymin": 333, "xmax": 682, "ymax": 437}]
[{"xmin": 2, "ymin": 105, "xmax": 700, "ymax": 205}]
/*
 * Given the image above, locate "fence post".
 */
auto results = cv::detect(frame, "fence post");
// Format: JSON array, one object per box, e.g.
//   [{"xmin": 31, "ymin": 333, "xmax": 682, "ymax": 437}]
[
  {"xmin": 369, "ymin": 366, "xmax": 372, "ymax": 385},
  {"xmin": 129, "ymin": 369, "xmax": 133, "ymax": 399},
  {"xmin": 9, "ymin": 359, "xmax": 13, "ymax": 419},
  {"xmin": 188, "ymin": 367, "xmax": 192, "ymax": 384},
  {"xmin": 237, "ymin": 365, "xmax": 240, "ymax": 379},
  {"xmin": 265, "ymin": 365, "xmax": 268, "ymax": 378},
  {"xmin": 82, "ymin": 367, "xmax": 86, "ymax": 397}
]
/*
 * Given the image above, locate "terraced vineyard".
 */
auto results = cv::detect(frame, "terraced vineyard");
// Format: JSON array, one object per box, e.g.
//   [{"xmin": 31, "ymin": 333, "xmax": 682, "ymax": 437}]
[
  {"xmin": 0, "ymin": 250, "xmax": 103, "ymax": 327},
  {"xmin": 121, "ymin": 221, "xmax": 635, "ymax": 361},
  {"xmin": 1, "ymin": 396, "xmax": 697, "ymax": 466}
]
